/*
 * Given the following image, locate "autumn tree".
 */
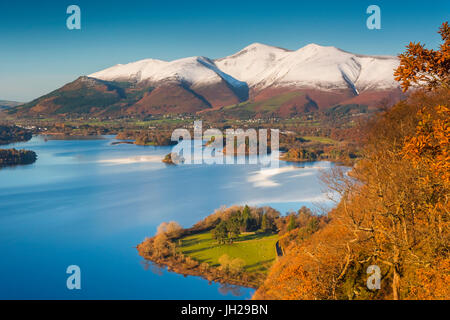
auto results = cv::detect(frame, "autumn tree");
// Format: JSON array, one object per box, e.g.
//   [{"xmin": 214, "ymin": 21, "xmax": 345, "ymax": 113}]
[
  {"xmin": 255, "ymin": 88, "xmax": 449, "ymax": 300},
  {"xmin": 395, "ymin": 22, "xmax": 450, "ymax": 91},
  {"xmin": 156, "ymin": 221, "xmax": 183, "ymax": 238},
  {"xmin": 218, "ymin": 254, "xmax": 245, "ymax": 274},
  {"xmin": 254, "ymin": 221, "xmax": 355, "ymax": 300},
  {"xmin": 254, "ymin": 23, "xmax": 450, "ymax": 301},
  {"xmin": 327, "ymin": 87, "xmax": 449, "ymax": 299}
]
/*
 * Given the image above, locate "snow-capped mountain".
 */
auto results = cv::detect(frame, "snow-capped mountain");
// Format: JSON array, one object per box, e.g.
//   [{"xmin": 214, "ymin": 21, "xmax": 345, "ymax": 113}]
[
  {"xmin": 90, "ymin": 43, "xmax": 399, "ymax": 94},
  {"xmin": 214, "ymin": 43, "xmax": 292, "ymax": 88},
  {"xmin": 90, "ymin": 56, "xmax": 248, "ymax": 91},
  {"xmin": 12, "ymin": 43, "xmax": 403, "ymax": 118},
  {"xmin": 217, "ymin": 43, "xmax": 399, "ymax": 93}
]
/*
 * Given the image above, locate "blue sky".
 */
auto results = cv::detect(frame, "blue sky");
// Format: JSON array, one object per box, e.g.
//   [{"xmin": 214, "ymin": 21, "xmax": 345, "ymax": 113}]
[{"xmin": 0, "ymin": 0, "xmax": 448, "ymax": 102}]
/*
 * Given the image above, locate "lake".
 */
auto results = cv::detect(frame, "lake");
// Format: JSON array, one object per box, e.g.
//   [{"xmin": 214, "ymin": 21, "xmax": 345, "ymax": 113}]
[{"xmin": 0, "ymin": 135, "xmax": 335, "ymax": 299}]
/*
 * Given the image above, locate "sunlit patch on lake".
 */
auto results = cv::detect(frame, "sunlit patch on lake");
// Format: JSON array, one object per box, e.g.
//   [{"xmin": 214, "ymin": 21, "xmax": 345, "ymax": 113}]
[{"xmin": 98, "ymin": 155, "xmax": 164, "ymax": 165}]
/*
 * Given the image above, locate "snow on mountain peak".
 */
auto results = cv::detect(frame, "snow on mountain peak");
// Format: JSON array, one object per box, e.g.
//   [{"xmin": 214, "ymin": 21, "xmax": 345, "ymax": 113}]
[
  {"xmin": 217, "ymin": 43, "xmax": 399, "ymax": 91},
  {"xmin": 300, "ymin": 43, "xmax": 330, "ymax": 49},
  {"xmin": 89, "ymin": 56, "xmax": 246, "ymax": 89},
  {"xmin": 88, "ymin": 43, "xmax": 400, "ymax": 93},
  {"xmin": 240, "ymin": 42, "xmax": 291, "ymax": 52},
  {"xmin": 89, "ymin": 58, "xmax": 167, "ymax": 82},
  {"xmin": 215, "ymin": 43, "xmax": 291, "ymax": 87}
]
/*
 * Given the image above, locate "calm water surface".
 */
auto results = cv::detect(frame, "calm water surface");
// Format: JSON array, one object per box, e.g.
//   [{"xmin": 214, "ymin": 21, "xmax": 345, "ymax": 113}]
[{"xmin": 0, "ymin": 136, "xmax": 334, "ymax": 299}]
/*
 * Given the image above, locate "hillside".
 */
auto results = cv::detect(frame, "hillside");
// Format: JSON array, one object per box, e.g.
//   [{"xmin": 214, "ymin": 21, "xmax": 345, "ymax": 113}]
[
  {"xmin": 255, "ymin": 23, "xmax": 450, "ymax": 300},
  {"xmin": 0, "ymin": 100, "xmax": 21, "ymax": 110},
  {"xmin": 9, "ymin": 43, "xmax": 403, "ymax": 118}
]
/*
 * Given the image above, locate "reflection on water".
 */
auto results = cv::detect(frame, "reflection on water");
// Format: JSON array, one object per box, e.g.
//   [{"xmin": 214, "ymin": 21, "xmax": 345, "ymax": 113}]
[
  {"xmin": 218, "ymin": 284, "xmax": 244, "ymax": 297},
  {"xmin": 0, "ymin": 135, "xmax": 334, "ymax": 299}
]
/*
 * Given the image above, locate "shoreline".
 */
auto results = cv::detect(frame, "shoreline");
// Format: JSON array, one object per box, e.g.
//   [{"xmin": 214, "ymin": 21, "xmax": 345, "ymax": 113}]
[
  {"xmin": 136, "ymin": 229, "xmax": 270, "ymax": 290},
  {"xmin": 137, "ymin": 206, "xmax": 288, "ymax": 291},
  {"xmin": 137, "ymin": 246, "xmax": 263, "ymax": 289}
]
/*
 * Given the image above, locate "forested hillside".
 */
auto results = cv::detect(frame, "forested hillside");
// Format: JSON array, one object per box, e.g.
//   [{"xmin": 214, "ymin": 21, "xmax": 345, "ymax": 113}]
[{"xmin": 254, "ymin": 22, "xmax": 449, "ymax": 300}]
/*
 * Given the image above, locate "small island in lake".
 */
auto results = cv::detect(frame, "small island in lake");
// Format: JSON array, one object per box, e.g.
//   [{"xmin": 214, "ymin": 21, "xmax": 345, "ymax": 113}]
[
  {"xmin": 162, "ymin": 152, "xmax": 185, "ymax": 165},
  {"xmin": 0, "ymin": 125, "xmax": 32, "ymax": 145},
  {"xmin": 0, "ymin": 149, "xmax": 37, "ymax": 167},
  {"xmin": 162, "ymin": 153, "xmax": 175, "ymax": 165},
  {"xmin": 116, "ymin": 130, "xmax": 177, "ymax": 146},
  {"xmin": 0, "ymin": 125, "xmax": 37, "ymax": 167}
]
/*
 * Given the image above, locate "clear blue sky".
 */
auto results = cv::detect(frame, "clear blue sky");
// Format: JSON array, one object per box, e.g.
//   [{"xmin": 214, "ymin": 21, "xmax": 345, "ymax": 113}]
[{"xmin": 0, "ymin": 0, "xmax": 448, "ymax": 102}]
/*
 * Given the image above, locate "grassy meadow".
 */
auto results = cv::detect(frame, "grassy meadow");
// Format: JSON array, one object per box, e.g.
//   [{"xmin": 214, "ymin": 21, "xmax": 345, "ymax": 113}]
[{"xmin": 178, "ymin": 231, "xmax": 278, "ymax": 273}]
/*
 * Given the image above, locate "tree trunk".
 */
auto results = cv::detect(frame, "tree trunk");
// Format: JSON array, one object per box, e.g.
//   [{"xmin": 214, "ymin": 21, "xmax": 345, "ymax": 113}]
[
  {"xmin": 392, "ymin": 247, "xmax": 401, "ymax": 300},
  {"xmin": 392, "ymin": 266, "xmax": 400, "ymax": 300}
]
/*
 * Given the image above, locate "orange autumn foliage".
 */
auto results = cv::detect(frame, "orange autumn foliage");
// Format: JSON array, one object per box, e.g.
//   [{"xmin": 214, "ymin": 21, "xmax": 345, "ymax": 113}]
[
  {"xmin": 408, "ymin": 258, "xmax": 450, "ymax": 300},
  {"xmin": 254, "ymin": 89, "xmax": 449, "ymax": 300},
  {"xmin": 253, "ymin": 221, "xmax": 352, "ymax": 300},
  {"xmin": 395, "ymin": 22, "xmax": 450, "ymax": 91},
  {"xmin": 402, "ymin": 104, "xmax": 450, "ymax": 184},
  {"xmin": 255, "ymin": 22, "xmax": 449, "ymax": 301}
]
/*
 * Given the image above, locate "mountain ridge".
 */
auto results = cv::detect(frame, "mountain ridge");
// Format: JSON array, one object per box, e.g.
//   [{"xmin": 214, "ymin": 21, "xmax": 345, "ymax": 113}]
[
  {"xmin": 10, "ymin": 43, "xmax": 403, "ymax": 118},
  {"xmin": 89, "ymin": 43, "xmax": 398, "ymax": 91}
]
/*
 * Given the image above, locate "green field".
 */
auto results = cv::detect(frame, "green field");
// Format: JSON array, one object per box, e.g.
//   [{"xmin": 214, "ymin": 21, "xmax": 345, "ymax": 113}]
[
  {"xmin": 302, "ymin": 136, "xmax": 336, "ymax": 144},
  {"xmin": 178, "ymin": 232, "xmax": 278, "ymax": 273}
]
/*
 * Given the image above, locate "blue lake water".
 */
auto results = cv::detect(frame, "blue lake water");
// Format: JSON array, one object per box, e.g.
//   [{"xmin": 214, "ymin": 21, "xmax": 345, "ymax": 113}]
[{"xmin": 0, "ymin": 135, "xmax": 334, "ymax": 299}]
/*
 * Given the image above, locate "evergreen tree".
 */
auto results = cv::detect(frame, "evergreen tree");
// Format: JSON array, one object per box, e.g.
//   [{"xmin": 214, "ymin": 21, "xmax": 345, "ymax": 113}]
[
  {"xmin": 287, "ymin": 215, "xmax": 297, "ymax": 232},
  {"xmin": 212, "ymin": 221, "xmax": 228, "ymax": 244},
  {"xmin": 261, "ymin": 213, "xmax": 269, "ymax": 232},
  {"xmin": 241, "ymin": 206, "xmax": 251, "ymax": 232},
  {"xmin": 227, "ymin": 213, "xmax": 241, "ymax": 243}
]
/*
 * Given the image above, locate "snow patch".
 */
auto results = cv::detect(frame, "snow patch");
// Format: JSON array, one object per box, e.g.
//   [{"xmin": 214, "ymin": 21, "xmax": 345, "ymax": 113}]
[{"xmin": 88, "ymin": 43, "xmax": 400, "ymax": 93}]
